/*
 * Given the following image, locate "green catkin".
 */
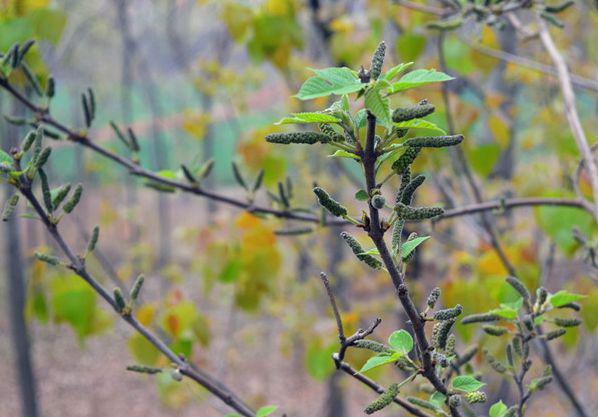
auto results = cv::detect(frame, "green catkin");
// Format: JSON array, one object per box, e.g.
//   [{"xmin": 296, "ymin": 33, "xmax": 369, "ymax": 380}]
[
  {"xmin": 126, "ymin": 127, "xmax": 140, "ymax": 152},
  {"xmin": 181, "ymin": 164, "xmax": 197, "ymax": 183},
  {"xmin": 198, "ymin": 159, "xmax": 214, "ymax": 180},
  {"xmin": 29, "ymin": 146, "xmax": 52, "ymax": 179},
  {"xmin": 426, "ymin": 17, "xmax": 464, "ymax": 30},
  {"xmin": 314, "ymin": 187, "xmax": 348, "ymax": 217},
  {"xmin": 62, "ymin": 183, "xmax": 83, "ymax": 213},
  {"xmin": 87, "ymin": 88, "xmax": 96, "ymax": 119},
  {"xmin": 536, "ymin": 287, "xmax": 548, "ymax": 306},
  {"xmin": 506, "ymin": 276, "xmax": 530, "ymax": 301},
  {"xmin": 2, "ymin": 194, "xmax": 19, "ymax": 221},
  {"xmin": 231, "ymin": 162, "xmax": 247, "ymax": 190},
  {"xmin": 485, "ymin": 351, "xmax": 507, "ymax": 373},
  {"xmin": 253, "ymin": 169, "xmax": 265, "ymax": 192},
  {"xmin": 18, "ymin": 40, "xmax": 35, "ymax": 61},
  {"xmin": 126, "ymin": 365, "xmax": 162, "ymax": 374},
  {"xmin": 371, "ymin": 195, "xmax": 385, "ymax": 209},
  {"xmin": 278, "ymin": 181, "xmax": 290, "ymax": 207},
  {"xmin": 4, "ymin": 115, "xmax": 28, "ymax": 126},
  {"xmin": 427, "ymin": 287, "xmax": 441, "ymax": 309},
  {"xmin": 540, "ymin": 11, "xmax": 565, "ymax": 28},
  {"xmin": 319, "ymin": 123, "xmax": 343, "ymax": 141},
  {"xmin": 369, "ymin": 41, "xmax": 386, "ymax": 81},
  {"xmin": 113, "ymin": 288, "xmax": 127, "ymax": 313},
  {"xmin": 546, "ymin": 329, "xmax": 566, "ymax": 341},
  {"xmin": 51, "ymin": 184, "xmax": 71, "ymax": 210},
  {"xmin": 22, "ymin": 130, "xmax": 36, "ymax": 152},
  {"xmin": 130, "ymin": 274, "xmax": 145, "ymax": 301},
  {"xmin": 407, "ymin": 397, "xmax": 437, "ymax": 411},
  {"xmin": 403, "ymin": 135, "xmax": 464, "ymax": 148},
  {"xmin": 340, "ymin": 231, "xmax": 383, "ymax": 269},
  {"xmin": 82, "ymin": 93, "xmax": 91, "ymax": 127},
  {"xmin": 457, "ymin": 346, "xmax": 478, "ymax": 366},
  {"xmin": 545, "ymin": 0, "xmax": 574, "ymax": 13},
  {"xmin": 391, "ymin": 219, "xmax": 404, "ymax": 254},
  {"xmin": 35, "ymin": 252, "xmax": 60, "ymax": 266},
  {"xmin": 392, "ymin": 127, "xmax": 409, "ymax": 140},
  {"xmin": 461, "ymin": 313, "xmax": 501, "ymax": 325},
  {"xmin": 433, "ymin": 319, "xmax": 456, "ymax": 350},
  {"xmin": 364, "ymin": 383, "xmax": 397, "ymax": 414},
  {"xmin": 553, "ymin": 317, "xmax": 582, "ymax": 327},
  {"xmin": 446, "ymin": 334, "xmax": 456, "ymax": 356},
  {"xmin": 353, "ymin": 339, "xmax": 392, "ymax": 354},
  {"xmin": 392, "ymin": 147, "xmax": 421, "ymax": 175},
  {"xmin": 434, "ymin": 304, "xmax": 463, "ymax": 321},
  {"xmin": 512, "ymin": 336, "xmax": 523, "ymax": 356},
  {"xmin": 391, "ymin": 103, "xmax": 435, "ymax": 123},
  {"xmin": 38, "ymin": 169, "xmax": 51, "ymax": 212},
  {"xmin": 397, "ymin": 167, "xmax": 411, "ymax": 201},
  {"xmin": 401, "ymin": 175, "xmax": 426, "ymax": 205},
  {"xmin": 532, "ymin": 376, "xmax": 553, "ymax": 391},
  {"xmin": 87, "ymin": 226, "xmax": 100, "ymax": 253},
  {"xmin": 464, "ymin": 391, "xmax": 487, "ymax": 404},
  {"xmin": 395, "ymin": 203, "xmax": 444, "ymax": 221},
  {"xmin": 558, "ymin": 302, "xmax": 581, "ymax": 311},
  {"xmin": 506, "ymin": 344, "xmax": 514, "ymax": 367},
  {"xmin": 265, "ymin": 132, "xmax": 332, "ymax": 145},
  {"xmin": 46, "ymin": 77, "xmax": 55, "ymax": 98},
  {"xmin": 110, "ymin": 122, "xmax": 131, "ymax": 149},
  {"xmin": 21, "ymin": 63, "xmax": 43, "ymax": 96},
  {"xmin": 482, "ymin": 325, "xmax": 508, "ymax": 336}
]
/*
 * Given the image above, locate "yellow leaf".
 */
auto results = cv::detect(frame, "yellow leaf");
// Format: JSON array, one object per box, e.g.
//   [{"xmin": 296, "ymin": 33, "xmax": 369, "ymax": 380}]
[{"xmin": 488, "ymin": 115, "xmax": 510, "ymax": 148}]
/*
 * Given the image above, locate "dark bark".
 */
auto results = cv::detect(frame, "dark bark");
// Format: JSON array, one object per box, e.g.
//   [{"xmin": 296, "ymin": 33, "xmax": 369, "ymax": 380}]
[{"xmin": 3, "ymin": 96, "xmax": 39, "ymax": 417}]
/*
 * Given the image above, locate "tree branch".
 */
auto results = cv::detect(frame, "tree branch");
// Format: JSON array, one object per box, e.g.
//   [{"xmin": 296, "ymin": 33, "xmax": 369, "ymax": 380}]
[
  {"xmin": 14, "ymin": 183, "xmax": 256, "ymax": 417},
  {"xmin": 537, "ymin": 17, "xmax": 598, "ymax": 223}
]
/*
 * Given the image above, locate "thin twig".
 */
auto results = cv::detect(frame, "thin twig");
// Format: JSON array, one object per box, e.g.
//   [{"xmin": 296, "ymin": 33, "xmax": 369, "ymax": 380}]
[
  {"xmin": 15, "ymin": 184, "xmax": 256, "ymax": 417},
  {"xmin": 537, "ymin": 17, "xmax": 598, "ymax": 223},
  {"xmin": 461, "ymin": 37, "xmax": 598, "ymax": 94}
]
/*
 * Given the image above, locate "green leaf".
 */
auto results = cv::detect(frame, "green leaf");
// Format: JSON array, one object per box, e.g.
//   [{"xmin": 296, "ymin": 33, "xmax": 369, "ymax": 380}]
[
  {"xmin": 394, "ymin": 119, "xmax": 446, "ymax": 134},
  {"xmin": 400, "ymin": 236, "xmax": 430, "ymax": 259},
  {"xmin": 535, "ymin": 205, "xmax": 594, "ymax": 253},
  {"xmin": 429, "ymin": 391, "xmax": 447, "ymax": 408},
  {"xmin": 358, "ymin": 248, "xmax": 380, "ymax": 256},
  {"xmin": 388, "ymin": 69, "xmax": 454, "ymax": 94},
  {"xmin": 548, "ymin": 290, "xmax": 586, "ymax": 308},
  {"xmin": 452, "ymin": 375, "xmax": 486, "ymax": 393},
  {"xmin": 295, "ymin": 67, "xmax": 363, "ymax": 100},
  {"xmin": 355, "ymin": 189, "xmax": 369, "ymax": 201},
  {"xmin": 383, "ymin": 62, "xmax": 414, "ymax": 81},
  {"xmin": 275, "ymin": 112, "xmax": 340, "ymax": 125},
  {"xmin": 256, "ymin": 406, "xmax": 278, "ymax": 417},
  {"xmin": 489, "ymin": 307, "xmax": 519, "ymax": 320},
  {"xmin": 359, "ymin": 351, "xmax": 402, "ymax": 373},
  {"xmin": 354, "ymin": 109, "xmax": 367, "ymax": 128},
  {"xmin": 364, "ymin": 86, "xmax": 391, "ymax": 129},
  {"xmin": 388, "ymin": 330, "xmax": 414, "ymax": 354},
  {"xmin": 0, "ymin": 149, "xmax": 11, "ymax": 165},
  {"xmin": 490, "ymin": 400, "xmax": 508, "ymax": 417},
  {"xmin": 328, "ymin": 150, "xmax": 360, "ymax": 161}
]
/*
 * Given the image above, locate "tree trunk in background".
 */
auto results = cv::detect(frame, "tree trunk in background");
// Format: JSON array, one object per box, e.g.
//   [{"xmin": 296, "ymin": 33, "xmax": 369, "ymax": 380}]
[
  {"xmin": 115, "ymin": 0, "xmax": 171, "ymax": 269},
  {"xmin": 165, "ymin": 0, "xmax": 227, "ymax": 218},
  {"xmin": 2, "ymin": 96, "xmax": 39, "ymax": 417},
  {"xmin": 492, "ymin": 24, "xmax": 518, "ymax": 181},
  {"xmin": 115, "ymin": 0, "xmax": 140, "ymax": 247}
]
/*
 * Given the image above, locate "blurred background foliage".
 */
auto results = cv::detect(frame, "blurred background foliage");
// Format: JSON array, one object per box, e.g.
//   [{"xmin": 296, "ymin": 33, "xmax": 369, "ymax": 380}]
[{"xmin": 1, "ymin": 0, "xmax": 598, "ymax": 416}]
